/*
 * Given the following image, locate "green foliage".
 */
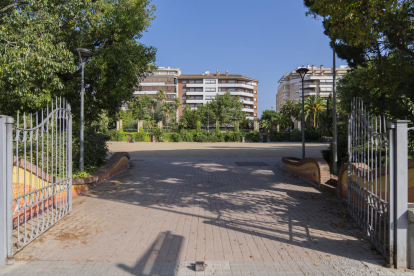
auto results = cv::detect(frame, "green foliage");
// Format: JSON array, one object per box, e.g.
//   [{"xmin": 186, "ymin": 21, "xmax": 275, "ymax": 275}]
[
  {"xmin": 72, "ymin": 166, "xmax": 100, "ymax": 179},
  {"xmin": 155, "ymin": 89, "xmax": 167, "ymax": 104},
  {"xmin": 245, "ymin": 131, "xmax": 260, "ymax": 142},
  {"xmin": 163, "ymin": 132, "xmax": 182, "ymax": 142},
  {"xmin": 183, "ymin": 131, "xmax": 194, "ymax": 142},
  {"xmin": 196, "ymin": 121, "xmax": 202, "ymax": 133},
  {"xmin": 181, "ymin": 106, "xmax": 201, "ymax": 129},
  {"xmin": 154, "ymin": 127, "xmax": 163, "ymax": 142},
  {"xmin": 224, "ymin": 132, "xmax": 240, "ymax": 142},
  {"xmin": 234, "ymin": 122, "xmax": 239, "ymax": 133},
  {"xmin": 290, "ymin": 129, "xmax": 302, "ymax": 142},
  {"xmin": 72, "ymin": 126, "xmax": 109, "ymax": 169},
  {"xmin": 321, "ymin": 134, "xmax": 349, "ymax": 174},
  {"xmin": 133, "ymin": 127, "xmax": 150, "ymax": 142},
  {"xmin": 0, "ymin": 0, "xmax": 157, "ymax": 121}
]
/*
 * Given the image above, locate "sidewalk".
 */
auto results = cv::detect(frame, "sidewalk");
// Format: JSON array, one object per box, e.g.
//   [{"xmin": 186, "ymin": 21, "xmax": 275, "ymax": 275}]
[{"xmin": 0, "ymin": 157, "xmax": 412, "ymax": 275}]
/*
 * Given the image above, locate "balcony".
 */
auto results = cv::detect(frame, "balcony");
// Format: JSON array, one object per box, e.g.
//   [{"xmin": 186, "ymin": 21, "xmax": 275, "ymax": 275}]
[
  {"xmin": 241, "ymin": 100, "xmax": 254, "ymax": 105},
  {"xmin": 218, "ymin": 91, "xmax": 254, "ymax": 97},
  {"xmin": 218, "ymin": 83, "xmax": 254, "ymax": 89},
  {"xmin": 185, "ymin": 83, "xmax": 204, "ymax": 88},
  {"xmin": 242, "ymin": 108, "xmax": 254, "ymax": 112},
  {"xmin": 186, "ymin": 99, "xmax": 203, "ymax": 104},
  {"xmin": 246, "ymin": 116, "xmax": 255, "ymax": 120},
  {"xmin": 185, "ymin": 91, "xmax": 204, "ymax": 96}
]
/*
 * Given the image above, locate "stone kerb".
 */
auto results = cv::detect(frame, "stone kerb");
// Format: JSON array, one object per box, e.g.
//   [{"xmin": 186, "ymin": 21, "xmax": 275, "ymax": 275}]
[
  {"xmin": 72, "ymin": 152, "xmax": 130, "ymax": 196},
  {"xmin": 282, "ymin": 157, "xmax": 331, "ymax": 187}
]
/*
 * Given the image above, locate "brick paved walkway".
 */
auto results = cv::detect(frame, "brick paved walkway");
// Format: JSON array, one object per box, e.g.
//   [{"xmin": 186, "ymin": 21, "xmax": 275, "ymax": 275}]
[{"xmin": 1, "ymin": 158, "xmax": 412, "ymax": 275}]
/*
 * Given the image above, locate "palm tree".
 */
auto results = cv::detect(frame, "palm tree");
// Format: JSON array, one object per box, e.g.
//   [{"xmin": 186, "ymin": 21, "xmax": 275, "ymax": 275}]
[
  {"xmin": 172, "ymin": 97, "xmax": 182, "ymax": 124},
  {"xmin": 162, "ymin": 102, "xmax": 174, "ymax": 126},
  {"xmin": 304, "ymin": 95, "xmax": 326, "ymax": 128},
  {"xmin": 155, "ymin": 89, "xmax": 167, "ymax": 105}
]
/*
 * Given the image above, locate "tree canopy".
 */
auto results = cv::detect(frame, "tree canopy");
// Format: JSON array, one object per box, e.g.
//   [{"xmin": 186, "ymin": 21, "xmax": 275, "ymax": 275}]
[{"xmin": 0, "ymin": 0, "xmax": 157, "ymax": 121}]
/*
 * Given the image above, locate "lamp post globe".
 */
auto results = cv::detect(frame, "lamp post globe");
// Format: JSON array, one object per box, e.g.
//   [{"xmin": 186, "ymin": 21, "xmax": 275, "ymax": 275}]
[
  {"xmin": 295, "ymin": 67, "xmax": 309, "ymax": 160},
  {"xmin": 73, "ymin": 48, "xmax": 94, "ymax": 172}
]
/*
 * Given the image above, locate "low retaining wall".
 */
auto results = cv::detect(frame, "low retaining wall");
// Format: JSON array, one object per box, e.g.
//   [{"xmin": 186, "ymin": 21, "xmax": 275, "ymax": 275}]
[
  {"xmin": 72, "ymin": 152, "xmax": 130, "ymax": 197},
  {"xmin": 282, "ymin": 157, "xmax": 330, "ymax": 186},
  {"xmin": 337, "ymin": 159, "xmax": 414, "ymax": 202}
]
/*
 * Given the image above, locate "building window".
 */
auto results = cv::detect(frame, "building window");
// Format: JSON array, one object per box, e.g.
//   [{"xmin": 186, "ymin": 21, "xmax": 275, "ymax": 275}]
[
  {"xmin": 238, "ymin": 81, "xmax": 245, "ymax": 84},
  {"xmin": 254, "ymin": 98, "xmax": 257, "ymax": 102},
  {"xmin": 196, "ymin": 96, "xmax": 203, "ymax": 100},
  {"xmin": 284, "ymin": 93, "xmax": 289, "ymax": 97},
  {"xmin": 189, "ymin": 80, "xmax": 195, "ymax": 84},
  {"xmin": 182, "ymin": 80, "xmax": 187, "ymax": 84},
  {"xmin": 182, "ymin": 96, "xmax": 186, "ymax": 100},
  {"xmin": 221, "ymin": 80, "xmax": 227, "ymax": 83},
  {"xmin": 228, "ymin": 80, "xmax": 236, "ymax": 84},
  {"xmin": 196, "ymin": 88, "xmax": 203, "ymax": 92},
  {"xmin": 205, "ymin": 87, "xmax": 216, "ymax": 92},
  {"xmin": 254, "ymin": 90, "xmax": 257, "ymax": 94},
  {"xmin": 205, "ymin": 80, "xmax": 216, "ymax": 84},
  {"xmin": 182, "ymin": 88, "xmax": 187, "ymax": 92},
  {"xmin": 196, "ymin": 80, "xmax": 203, "ymax": 84},
  {"xmin": 254, "ymin": 106, "xmax": 257, "ymax": 109},
  {"xmin": 227, "ymin": 88, "xmax": 236, "ymax": 92},
  {"xmin": 240, "ymin": 89, "xmax": 245, "ymax": 92}
]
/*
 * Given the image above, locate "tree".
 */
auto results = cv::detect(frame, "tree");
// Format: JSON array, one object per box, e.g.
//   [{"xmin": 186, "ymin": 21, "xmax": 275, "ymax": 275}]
[
  {"xmin": 211, "ymin": 91, "xmax": 244, "ymax": 129},
  {"xmin": 172, "ymin": 97, "xmax": 182, "ymax": 124},
  {"xmin": 0, "ymin": 0, "xmax": 157, "ymax": 120},
  {"xmin": 304, "ymin": 0, "xmax": 414, "ymax": 65},
  {"xmin": 180, "ymin": 106, "xmax": 201, "ymax": 129},
  {"xmin": 280, "ymin": 99, "xmax": 301, "ymax": 128},
  {"xmin": 129, "ymin": 94, "xmax": 154, "ymax": 120},
  {"xmin": 155, "ymin": 89, "xmax": 167, "ymax": 105},
  {"xmin": 161, "ymin": 102, "xmax": 174, "ymax": 126},
  {"xmin": 303, "ymin": 95, "xmax": 326, "ymax": 129},
  {"xmin": 198, "ymin": 102, "xmax": 217, "ymax": 128},
  {"xmin": 320, "ymin": 93, "xmax": 333, "ymax": 136},
  {"xmin": 304, "ymin": 0, "xmax": 414, "ymax": 121}
]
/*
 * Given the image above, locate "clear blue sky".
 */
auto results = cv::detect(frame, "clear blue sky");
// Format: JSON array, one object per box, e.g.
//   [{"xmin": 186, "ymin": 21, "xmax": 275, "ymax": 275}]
[{"xmin": 140, "ymin": 0, "xmax": 346, "ymax": 116}]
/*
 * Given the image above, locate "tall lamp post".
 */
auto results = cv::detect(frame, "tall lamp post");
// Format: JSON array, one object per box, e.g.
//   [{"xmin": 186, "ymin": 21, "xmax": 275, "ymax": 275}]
[
  {"xmin": 332, "ymin": 46, "xmax": 338, "ymax": 175},
  {"xmin": 73, "ymin": 48, "xmax": 94, "ymax": 172},
  {"xmin": 296, "ymin": 67, "xmax": 309, "ymax": 159}
]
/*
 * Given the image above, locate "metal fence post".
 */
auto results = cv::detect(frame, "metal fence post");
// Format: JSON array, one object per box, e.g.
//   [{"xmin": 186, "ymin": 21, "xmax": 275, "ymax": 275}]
[
  {"xmin": 5, "ymin": 116, "xmax": 14, "ymax": 264},
  {"xmin": 0, "ymin": 116, "xmax": 13, "ymax": 266},
  {"xmin": 68, "ymin": 108, "xmax": 73, "ymax": 212},
  {"xmin": 0, "ymin": 116, "xmax": 7, "ymax": 267},
  {"xmin": 393, "ymin": 120, "xmax": 410, "ymax": 268}
]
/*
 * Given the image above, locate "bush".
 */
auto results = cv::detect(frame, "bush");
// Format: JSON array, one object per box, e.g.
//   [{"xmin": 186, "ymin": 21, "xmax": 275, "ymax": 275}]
[
  {"xmin": 225, "ymin": 132, "xmax": 239, "ymax": 142},
  {"xmin": 163, "ymin": 132, "xmax": 182, "ymax": 142},
  {"xmin": 154, "ymin": 127, "xmax": 163, "ymax": 142},
  {"xmin": 183, "ymin": 131, "xmax": 194, "ymax": 142},
  {"xmin": 305, "ymin": 129, "xmax": 320, "ymax": 141},
  {"xmin": 290, "ymin": 129, "xmax": 302, "ymax": 142},
  {"xmin": 133, "ymin": 130, "xmax": 150, "ymax": 142},
  {"xmin": 72, "ymin": 126, "xmax": 109, "ymax": 169},
  {"xmin": 195, "ymin": 134, "xmax": 208, "ymax": 142},
  {"xmin": 321, "ymin": 134, "xmax": 349, "ymax": 174},
  {"xmin": 245, "ymin": 131, "xmax": 260, "ymax": 142}
]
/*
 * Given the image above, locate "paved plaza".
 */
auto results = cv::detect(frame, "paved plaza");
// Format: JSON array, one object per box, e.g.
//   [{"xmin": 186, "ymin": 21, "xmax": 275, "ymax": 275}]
[{"xmin": 0, "ymin": 143, "xmax": 412, "ymax": 275}]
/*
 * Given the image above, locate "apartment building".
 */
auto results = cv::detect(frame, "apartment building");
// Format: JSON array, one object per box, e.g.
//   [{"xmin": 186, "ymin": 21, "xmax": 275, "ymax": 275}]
[
  {"xmin": 276, "ymin": 64, "xmax": 351, "ymax": 111},
  {"xmin": 177, "ymin": 70, "xmax": 259, "ymax": 120},
  {"xmin": 134, "ymin": 66, "xmax": 181, "ymax": 103}
]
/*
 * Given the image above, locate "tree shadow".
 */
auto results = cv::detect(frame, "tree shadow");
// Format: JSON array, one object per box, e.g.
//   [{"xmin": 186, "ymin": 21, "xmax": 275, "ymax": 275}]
[{"xmin": 82, "ymin": 157, "xmax": 385, "ymax": 264}]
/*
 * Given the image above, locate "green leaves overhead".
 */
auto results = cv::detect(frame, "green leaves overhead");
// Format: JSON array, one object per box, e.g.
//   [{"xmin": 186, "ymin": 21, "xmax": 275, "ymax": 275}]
[{"xmin": 0, "ymin": 0, "xmax": 156, "ymax": 121}]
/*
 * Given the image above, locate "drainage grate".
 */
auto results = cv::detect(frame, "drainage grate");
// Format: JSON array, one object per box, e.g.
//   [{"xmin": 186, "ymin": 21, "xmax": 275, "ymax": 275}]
[{"xmin": 235, "ymin": 162, "xmax": 269, "ymax": 166}]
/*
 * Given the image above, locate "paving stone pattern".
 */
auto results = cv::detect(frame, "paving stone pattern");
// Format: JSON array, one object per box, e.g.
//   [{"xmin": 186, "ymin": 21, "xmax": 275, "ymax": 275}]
[{"xmin": 1, "ymin": 158, "xmax": 412, "ymax": 275}]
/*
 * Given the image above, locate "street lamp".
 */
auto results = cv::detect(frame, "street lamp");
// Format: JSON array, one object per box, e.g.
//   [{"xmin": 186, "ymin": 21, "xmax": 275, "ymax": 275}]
[
  {"xmin": 207, "ymin": 104, "xmax": 210, "ymax": 133},
  {"xmin": 73, "ymin": 48, "xmax": 94, "ymax": 172},
  {"xmin": 296, "ymin": 67, "xmax": 309, "ymax": 159}
]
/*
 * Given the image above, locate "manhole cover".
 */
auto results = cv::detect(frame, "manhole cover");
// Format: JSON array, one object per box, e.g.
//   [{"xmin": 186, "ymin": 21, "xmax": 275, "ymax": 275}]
[{"xmin": 235, "ymin": 162, "xmax": 269, "ymax": 166}]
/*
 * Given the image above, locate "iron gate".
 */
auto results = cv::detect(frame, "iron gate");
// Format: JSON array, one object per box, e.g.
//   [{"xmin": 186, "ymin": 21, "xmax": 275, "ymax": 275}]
[
  {"xmin": 348, "ymin": 98, "xmax": 410, "ymax": 267},
  {"xmin": 0, "ymin": 97, "xmax": 72, "ymax": 263}
]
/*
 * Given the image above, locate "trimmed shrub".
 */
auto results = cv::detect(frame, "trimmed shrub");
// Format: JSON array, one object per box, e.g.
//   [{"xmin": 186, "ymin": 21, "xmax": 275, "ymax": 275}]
[
  {"xmin": 163, "ymin": 132, "xmax": 182, "ymax": 142},
  {"xmin": 305, "ymin": 129, "xmax": 320, "ymax": 141},
  {"xmin": 245, "ymin": 131, "xmax": 260, "ymax": 142},
  {"xmin": 290, "ymin": 129, "xmax": 302, "ymax": 142}
]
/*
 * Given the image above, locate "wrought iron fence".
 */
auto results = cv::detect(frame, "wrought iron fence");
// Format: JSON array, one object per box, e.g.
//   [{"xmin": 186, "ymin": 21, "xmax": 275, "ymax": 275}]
[
  {"xmin": 10, "ymin": 98, "xmax": 72, "ymax": 253},
  {"xmin": 348, "ymin": 98, "xmax": 392, "ymax": 262}
]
